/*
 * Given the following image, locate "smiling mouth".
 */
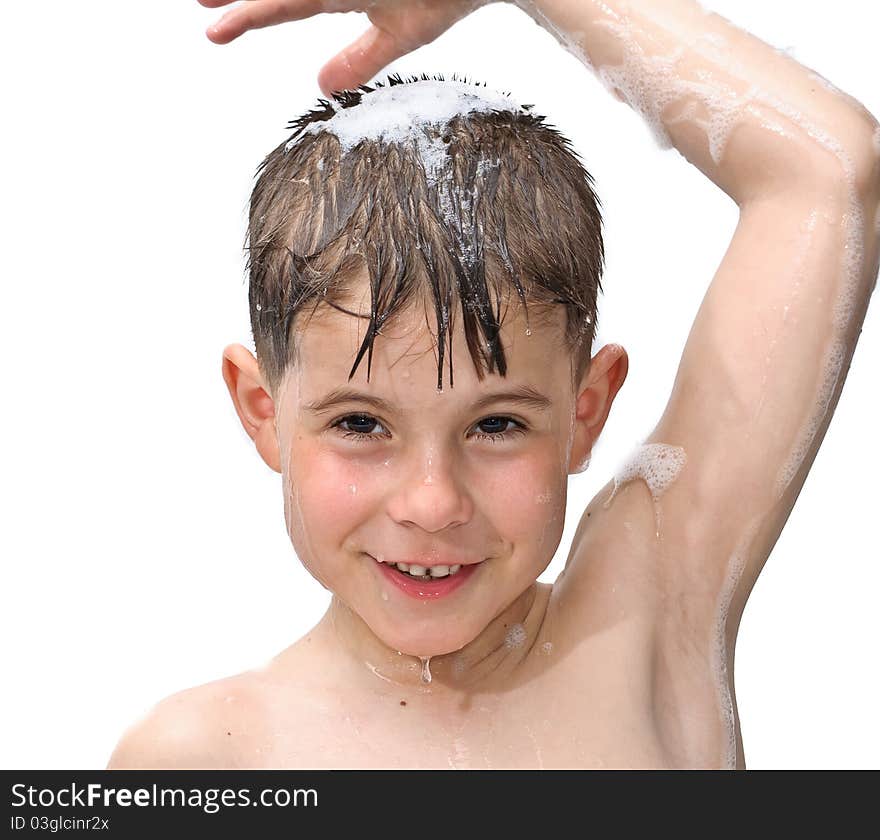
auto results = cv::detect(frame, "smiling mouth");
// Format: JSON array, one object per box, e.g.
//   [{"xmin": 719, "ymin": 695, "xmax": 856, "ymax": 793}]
[
  {"xmin": 380, "ymin": 561, "xmax": 464, "ymax": 581},
  {"xmin": 368, "ymin": 554, "xmax": 483, "ymax": 582},
  {"xmin": 369, "ymin": 554, "xmax": 482, "ymax": 600}
]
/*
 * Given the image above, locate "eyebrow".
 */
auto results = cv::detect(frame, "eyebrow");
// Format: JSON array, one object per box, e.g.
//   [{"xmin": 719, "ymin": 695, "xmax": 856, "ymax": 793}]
[{"xmin": 303, "ymin": 384, "xmax": 553, "ymax": 415}]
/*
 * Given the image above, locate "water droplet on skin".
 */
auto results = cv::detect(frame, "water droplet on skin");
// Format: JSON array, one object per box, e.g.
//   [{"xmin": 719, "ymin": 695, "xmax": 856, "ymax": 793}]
[
  {"xmin": 525, "ymin": 328, "xmax": 532, "ymax": 336},
  {"xmin": 380, "ymin": 590, "xmax": 389, "ymax": 601},
  {"xmin": 419, "ymin": 656, "xmax": 433, "ymax": 683},
  {"xmin": 573, "ymin": 455, "xmax": 591, "ymax": 474},
  {"xmin": 349, "ymin": 484, "xmax": 358, "ymax": 495},
  {"xmin": 541, "ymin": 642, "xmax": 553, "ymax": 654}
]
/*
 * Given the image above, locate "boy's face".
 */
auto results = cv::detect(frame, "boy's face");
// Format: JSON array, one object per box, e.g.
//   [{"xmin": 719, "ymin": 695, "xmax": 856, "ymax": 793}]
[{"xmin": 224, "ymin": 283, "xmax": 627, "ymax": 658}]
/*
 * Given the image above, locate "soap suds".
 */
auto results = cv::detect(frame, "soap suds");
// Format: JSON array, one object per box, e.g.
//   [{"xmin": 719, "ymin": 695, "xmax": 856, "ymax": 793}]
[
  {"xmin": 504, "ymin": 623, "xmax": 528, "ymax": 649},
  {"xmin": 603, "ymin": 442, "xmax": 686, "ymax": 538},
  {"xmin": 712, "ymin": 517, "xmax": 761, "ymax": 770},
  {"xmin": 774, "ymin": 337, "xmax": 847, "ymax": 496},
  {"xmin": 604, "ymin": 442, "xmax": 687, "ymax": 506},
  {"xmin": 288, "ymin": 79, "xmax": 528, "ymax": 189}
]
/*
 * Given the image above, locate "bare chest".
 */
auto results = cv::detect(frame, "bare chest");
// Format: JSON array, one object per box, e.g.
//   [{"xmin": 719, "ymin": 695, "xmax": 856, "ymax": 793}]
[{"xmin": 226, "ymin": 643, "xmax": 726, "ymax": 770}]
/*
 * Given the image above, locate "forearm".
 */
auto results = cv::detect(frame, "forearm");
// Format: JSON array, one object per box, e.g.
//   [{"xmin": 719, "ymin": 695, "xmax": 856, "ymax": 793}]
[{"xmin": 512, "ymin": 0, "xmax": 880, "ymax": 205}]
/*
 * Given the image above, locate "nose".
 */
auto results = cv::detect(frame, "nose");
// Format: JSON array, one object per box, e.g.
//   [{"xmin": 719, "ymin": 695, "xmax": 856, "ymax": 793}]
[{"xmin": 386, "ymin": 447, "xmax": 474, "ymax": 533}]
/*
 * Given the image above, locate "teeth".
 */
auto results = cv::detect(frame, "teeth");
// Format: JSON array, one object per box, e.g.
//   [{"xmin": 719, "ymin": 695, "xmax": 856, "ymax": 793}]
[{"xmin": 383, "ymin": 561, "xmax": 468, "ymax": 579}]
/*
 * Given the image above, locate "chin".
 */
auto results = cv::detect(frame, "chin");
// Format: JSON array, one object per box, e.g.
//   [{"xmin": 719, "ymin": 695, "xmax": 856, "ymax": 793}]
[{"xmin": 376, "ymin": 621, "xmax": 479, "ymax": 659}]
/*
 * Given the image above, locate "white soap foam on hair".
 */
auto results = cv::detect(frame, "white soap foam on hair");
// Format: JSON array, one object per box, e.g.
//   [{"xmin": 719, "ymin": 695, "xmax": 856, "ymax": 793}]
[{"xmin": 290, "ymin": 79, "xmax": 526, "ymax": 173}]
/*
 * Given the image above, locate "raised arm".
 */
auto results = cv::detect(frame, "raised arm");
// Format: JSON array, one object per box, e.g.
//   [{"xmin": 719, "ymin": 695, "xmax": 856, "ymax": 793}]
[
  {"xmin": 540, "ymin": 3, "xmax": 879, "ymax": 593},
  {"xmin": 514, "ymin": 0, "xmax": 880, "ymax": 202},
  {"xmin": 538, "ymin": 0, "xmax": 879, "ymax": 766}
]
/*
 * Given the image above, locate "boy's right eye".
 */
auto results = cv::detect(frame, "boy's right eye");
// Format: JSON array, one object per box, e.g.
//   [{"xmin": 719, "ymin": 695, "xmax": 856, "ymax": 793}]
[{"xmin": 331, "ymin": 414, "xmax": 389, "ymax": 441}]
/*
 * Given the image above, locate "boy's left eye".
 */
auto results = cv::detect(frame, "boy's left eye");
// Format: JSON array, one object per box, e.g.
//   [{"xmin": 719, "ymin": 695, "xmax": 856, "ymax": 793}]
[{"xmin": 330, "ymin": 414, "xmax": 527, "ymax": 443}]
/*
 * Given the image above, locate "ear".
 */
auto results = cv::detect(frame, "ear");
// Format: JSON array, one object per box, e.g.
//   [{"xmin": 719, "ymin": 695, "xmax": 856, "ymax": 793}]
[
  {"xmin": 221, "ymin": 344, "xmax": 281, "ymax": 474},
  {"xmin": 567, "ymin": 343, "xmax": 629, "ymax": 475}
]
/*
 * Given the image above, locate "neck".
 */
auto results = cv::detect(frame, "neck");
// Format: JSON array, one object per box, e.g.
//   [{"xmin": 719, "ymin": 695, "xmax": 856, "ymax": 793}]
[{"xmin": 317, "ymin": 583, "xmax": 550, "ymax": 695}]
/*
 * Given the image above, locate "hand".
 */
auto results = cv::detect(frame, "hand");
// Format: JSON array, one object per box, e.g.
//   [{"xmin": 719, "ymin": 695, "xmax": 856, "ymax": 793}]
[{"xmin": 198, "ymin": 0, "xmax": 496, "ymax": 97}]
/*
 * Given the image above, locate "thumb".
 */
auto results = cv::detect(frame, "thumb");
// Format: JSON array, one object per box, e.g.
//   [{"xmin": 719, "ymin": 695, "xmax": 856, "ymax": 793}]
[{"xmin": 317, "ymin": 25, "xmax": 409, "ymax": 97}]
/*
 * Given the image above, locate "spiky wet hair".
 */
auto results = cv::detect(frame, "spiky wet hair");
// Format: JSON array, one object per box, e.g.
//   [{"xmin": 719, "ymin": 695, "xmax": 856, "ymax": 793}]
[{"xmin": 246, "ymin": 72, "xmax": 604, "ymax": 397}]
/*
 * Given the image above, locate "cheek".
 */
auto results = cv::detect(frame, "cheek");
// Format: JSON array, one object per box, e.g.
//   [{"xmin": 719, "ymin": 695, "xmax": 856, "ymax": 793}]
[
  {"xmin": 479, "ymin": 449, "xmax": 568, "ymax": 543},
  {"xmin": 285, "ymin": 445, "xmax": 376, "ymax": 536}
]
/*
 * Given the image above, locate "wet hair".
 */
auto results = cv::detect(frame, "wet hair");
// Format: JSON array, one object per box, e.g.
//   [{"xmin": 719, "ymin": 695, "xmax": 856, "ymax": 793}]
[{"xmin": 245, "ymin": 72, "xmax": 604, "ymax": 397}]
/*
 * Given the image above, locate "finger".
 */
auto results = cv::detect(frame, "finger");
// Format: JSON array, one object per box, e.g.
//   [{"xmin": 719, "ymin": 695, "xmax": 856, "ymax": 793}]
[
  {"xmin": 317, "ymin": 25, "xmax": 409, "ymax": 97},
  {"xmin": 197, "ymin": 0, "xmax": 238, "ymax": 8},
  {"xmin": 207, "ymin": 0, "xmax": 330, "ymax": 44}
]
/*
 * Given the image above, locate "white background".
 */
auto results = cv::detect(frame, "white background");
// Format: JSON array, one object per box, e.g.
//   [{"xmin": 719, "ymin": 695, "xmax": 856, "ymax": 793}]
[{"xmin": 1, "ymin": 0, "xmax": 877, "ymax": 769}]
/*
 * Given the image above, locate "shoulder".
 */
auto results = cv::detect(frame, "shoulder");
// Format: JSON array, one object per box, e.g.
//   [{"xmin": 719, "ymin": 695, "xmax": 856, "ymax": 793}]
[{"xmin": 106, "ymin": 674, "xmax": 268, "ymax": 770}]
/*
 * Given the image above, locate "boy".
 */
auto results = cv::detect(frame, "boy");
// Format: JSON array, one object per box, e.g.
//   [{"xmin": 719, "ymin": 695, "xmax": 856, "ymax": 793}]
[{"xmin": 108, "ymin": 0, "xmax": 879, "ymax": 769}]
